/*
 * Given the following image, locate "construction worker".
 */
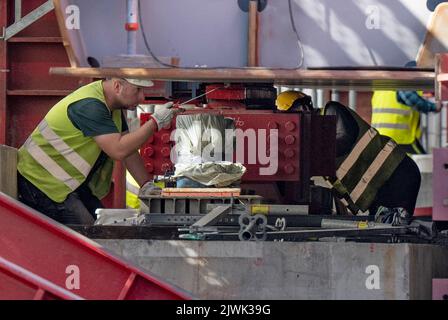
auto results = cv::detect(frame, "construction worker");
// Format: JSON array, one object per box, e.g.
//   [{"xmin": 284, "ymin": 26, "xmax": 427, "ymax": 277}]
[
  {"xmin": 17, "ymin": 78, "xmax": 179, "ymax": 224},
  {"xmin": 276, "ymin": 91, "xmax": 421, "ymax": 223},
  {"xmin": 371, "ymin": 90, "xmax": 441, "ymax": 154}
]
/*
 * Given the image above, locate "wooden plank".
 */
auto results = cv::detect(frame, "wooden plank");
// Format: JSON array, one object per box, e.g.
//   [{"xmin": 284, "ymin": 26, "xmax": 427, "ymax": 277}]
[
  {"xmin": 416, "ymin": 4, "xmax": 448, "ymax": 68},
  {"xmin": 162, "ymin": 188, "xmax": 241, "ymax": 198},
  {"xmin": 7, "ymin": 89, "xmax": 72, "ymax": 96},
  {"xmin": 53, "ymin": 0, "xmax": 82, "ymax": 67},
  {"xmin": 8, "ymin": 37, "xmax": 63, "ymax": 43},
  {"xmin": 248, "ymin": 0, "xmax": 258, "ymax": 67},
  {"xmin": 162, "ymin": 192, "xmax": 240, "ymax": 198},
  {"xmin": 0, "ymin": 145, "xmax": 18, "ymax": 199},
  {"xmin": 49, "ymin": 67, "xmax": 435, "ymax": 91}
]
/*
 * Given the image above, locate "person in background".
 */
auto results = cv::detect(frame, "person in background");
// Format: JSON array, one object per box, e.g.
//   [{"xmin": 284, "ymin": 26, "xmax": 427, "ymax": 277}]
[
  {"xmin": 371, "ymin": 90, "xmax": 441, "ymax": 154},
  {"xmin": 276, "ymin": 91, "xmax": 421, "ymax": 224}
]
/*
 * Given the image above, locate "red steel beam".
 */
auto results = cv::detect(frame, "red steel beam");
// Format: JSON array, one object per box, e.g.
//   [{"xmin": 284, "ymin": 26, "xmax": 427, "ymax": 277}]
[
  {"xmin": 0, "ymin": 192, "xmax": 191, "ymax": 300},
  {"xmin": 0, "ymin": 256, "xmax": 84, "ymax": 300}
]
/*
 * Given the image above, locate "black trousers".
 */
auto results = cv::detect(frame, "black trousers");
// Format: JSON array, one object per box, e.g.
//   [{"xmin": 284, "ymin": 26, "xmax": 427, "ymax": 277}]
[
  {"xmin": 369, "ymin": 155, "xmax": 421, "ymax": 215},
  {"xmin": 17, "ymin": 173, "xmax": 103, "ymax": 225}
]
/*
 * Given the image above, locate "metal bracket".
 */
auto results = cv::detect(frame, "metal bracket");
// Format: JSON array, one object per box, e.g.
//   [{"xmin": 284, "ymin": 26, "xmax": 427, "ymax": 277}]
[{"xmin": 1, "ymin": 0, "xmax": 54, "ymax": 41}]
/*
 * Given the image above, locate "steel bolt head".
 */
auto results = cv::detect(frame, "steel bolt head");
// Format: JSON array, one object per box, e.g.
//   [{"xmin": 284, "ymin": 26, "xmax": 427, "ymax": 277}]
[
  {"xmin": 268, "ymin": 121, "xmax": 278, "ymax": 129},
  {"xmin": 144, "ymin": 147, "xmax": 154, "ymax": 157},
  {"xmin": 284, "ymin": 135, "xmax": 296, "ymax": 145},
  {"xmin": 284, "ymin": 148, "xmax": 295, "ymax": 158},
  {"xmin": 285, "ymin": 121, "xmax": 296, "ymax": 132},
  {"xmin": 284, "ymin": 164, "xmax": 295, "ymax": 174}
]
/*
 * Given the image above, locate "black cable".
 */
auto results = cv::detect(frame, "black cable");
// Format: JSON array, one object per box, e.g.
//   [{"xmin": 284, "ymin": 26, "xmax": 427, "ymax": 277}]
[
  {"xmin": 138, "ymin": 0, "xmax": 180, "ymax": 68},
  {"xmin": 138, "ymin": 0, "xmax": 241, "ymax": 69},
  {"xmin": 138, "ymin": 0, "xmax": 307, "ymax": 70},
  {"xmin": 288, "ymin": 0, "xmax": 305, "ymax": 68}
]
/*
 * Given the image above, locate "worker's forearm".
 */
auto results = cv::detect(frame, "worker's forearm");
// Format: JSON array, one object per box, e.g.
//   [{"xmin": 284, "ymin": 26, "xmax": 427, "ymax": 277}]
[
  {"xmin": 124, "ymin": 151, "xmax": 152, "ymax": 187},
  {"xmin": 116, "ymin": 119, "xmax": 157, "ymax": 159},
  {"xmin": 397, "ymin": 91, "xmax": 436, "ymax": 113}
]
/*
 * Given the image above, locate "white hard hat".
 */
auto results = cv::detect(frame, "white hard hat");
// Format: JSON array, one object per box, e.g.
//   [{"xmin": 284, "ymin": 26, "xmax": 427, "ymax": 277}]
[{"xmin": 124, "ymin": 78, "xmax": 154, "ymax": 88}]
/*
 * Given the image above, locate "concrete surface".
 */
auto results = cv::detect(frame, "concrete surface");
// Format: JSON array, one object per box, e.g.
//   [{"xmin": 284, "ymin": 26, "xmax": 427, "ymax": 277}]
[{"xmin": 95, "ymin": 240, "xmax": 448, "ymax": 300}]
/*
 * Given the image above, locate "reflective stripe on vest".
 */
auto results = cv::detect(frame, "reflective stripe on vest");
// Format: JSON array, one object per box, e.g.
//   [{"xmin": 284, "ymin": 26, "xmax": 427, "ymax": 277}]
[
  {"xmin": 37, "ymin": 120, "xmax": 92, "ymax": 177},
  {"xmin": 24, "ymin": 137, "xmax": 80, "ymax": 191},
  {"xmin": 350, "ymin": 140, "xmax": 397, "ymax": 203},
  {"xmin": 370, "ymin": 123, "xmax": 410, "ymax": 130},
  {"xmin": 326, "ymin": 104, "xmax": 405, "ymax": 214},
  {"xmin": 126, "ymin": 171, "xmax": 141, "ymax": 209},
  {"xmin": 371, "ymin": 91, "xmax": 421, "ymax": 145},
  {"xmin": 126, "ymin": 181, "xmax": 140, "ymax": 195},
  {"xmin": 336, "ymin": 128, "xmax": 377, "ymax": 180},
  {"xmin": 17, "ymin": 81, "xmax": 122, "ymax": 203},
  {"xmin": 371, "ymin": 108, "xmax": 411, "ymax": 116}
]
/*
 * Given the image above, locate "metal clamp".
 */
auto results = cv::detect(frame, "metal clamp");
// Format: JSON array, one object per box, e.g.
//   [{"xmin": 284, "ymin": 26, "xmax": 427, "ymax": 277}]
[{"xmin": 238, "ymin": 213, "xmax": 267, "ymax": 241}]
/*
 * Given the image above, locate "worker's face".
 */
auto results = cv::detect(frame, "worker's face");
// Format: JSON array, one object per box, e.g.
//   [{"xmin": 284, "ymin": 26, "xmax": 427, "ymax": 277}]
[{"xmin": 115, "ymin": 80, "xmax": 145, "ymax": 110}]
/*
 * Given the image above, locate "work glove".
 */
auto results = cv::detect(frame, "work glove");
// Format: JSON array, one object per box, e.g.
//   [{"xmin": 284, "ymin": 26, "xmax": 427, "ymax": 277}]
[
  {"xmin": 138, "ymin": 181, "xmax": 162, "ymax": 197},
  {"xmin": 150, "ymin": 102, "xmax": 175, "ymax": 130},
  {"xmin": 374, "ymin": 206, "xmax": 411, "ymax": 226}
]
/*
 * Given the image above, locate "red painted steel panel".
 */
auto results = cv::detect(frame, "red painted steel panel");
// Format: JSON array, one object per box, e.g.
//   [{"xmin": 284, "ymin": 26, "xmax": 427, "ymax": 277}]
[
  {"xmin": 15, "ymin": 1, "xmax": 62, "ymax": 37},
  {"xmin": 0, "ymin": 256, "xmax": 83, "ymax": 300},
  {"xmin": 8, "ymin": 43, "xmax": 79, "ymax": 90},
  {"xmin": 0, "ymin": 193, "xmax": 191, "ymax": 300},
  {"xmin": 140, "ymin": 110, "xmax": 301, "ymax": 181},
  {"xmin": 433, "ymin": 148, "xmax": 448, "ymax": 221},
  {"xmin": 7, "ymin": 95, "xmax": 57, "ymax": 147}
]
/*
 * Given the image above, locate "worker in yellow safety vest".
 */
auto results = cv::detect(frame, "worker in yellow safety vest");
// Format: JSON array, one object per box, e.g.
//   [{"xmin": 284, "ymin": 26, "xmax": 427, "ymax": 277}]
[
  {"xmin": 371, "ymin": 90, "xmax": 442, "ymax": 154},
  {"xmin": 276, "ymin": 91, "xmax": 421, "ymax": 224},
  {"xmin": 17, "ymin": 79, "xmax": 181, "ymax": 224},
  {"xmin": 126, "ymin": 171, "xmax": 141, "ymax": 209}
]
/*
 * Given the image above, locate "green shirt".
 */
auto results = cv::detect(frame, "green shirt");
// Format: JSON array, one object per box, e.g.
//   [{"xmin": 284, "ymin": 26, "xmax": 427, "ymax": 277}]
[
  {"xmin": 67, "ymin": 98, "xmax": 129, "ymax": 186},
  {"xmin": 67, "ymin": 98, "xmax": 128, "ymax": 136}
]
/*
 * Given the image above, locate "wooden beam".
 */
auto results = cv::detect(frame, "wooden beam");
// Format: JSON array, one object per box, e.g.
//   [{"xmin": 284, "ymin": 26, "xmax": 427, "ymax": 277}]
[
  {"xmin": 49, "ymin": 67, "xmax": 435, "ymax": 91},
  {"xmin": 0, "ymin": 145, "xmax": 18, "ymax": 199},
  {"xmin": 248, "ymin": 0, "xmax": 258, "ymax": 67},
  {"xmin": 53, "ymin": 0, "xmax": 80, "ymax": 67}
]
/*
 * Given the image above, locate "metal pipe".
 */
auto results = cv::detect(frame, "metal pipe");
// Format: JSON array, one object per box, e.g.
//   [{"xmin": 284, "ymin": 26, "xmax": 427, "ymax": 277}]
[
  {"xmin": 250, "ymin": 204, "xmax": 308, "ymax": 215},
  {"xmin": 317, "ymin": 89, "xmax": 324, "ymax": 108},
  {"xmin": 126, "ymin": 0, "xmax": 138, "ymax": 55},
  {"xmin": 15, "ymin": 0, "xmax": 21, "ymax": 22},
  {"xmin": 321, "ymin": 219, "xmax": 390, "ymax": 229},
  {"xmin": 311, "ymin": 89, "xmax": 317, "ymax": 108},
  {"xmin": 331, "ymin": 90, "xmax": 340, "ymax": 102},
  {"xmin": 348, "ymin": 90, "xmax": 357, "ymax": 110}
]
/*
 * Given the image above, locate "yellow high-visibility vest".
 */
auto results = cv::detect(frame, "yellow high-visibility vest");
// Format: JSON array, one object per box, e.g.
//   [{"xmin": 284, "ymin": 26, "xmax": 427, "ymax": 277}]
[
  {"xmin": 126, "ymin": 171, "xmax": 140, "ymax": 209},
  {"xmin": 323, "ymin": 104, "xmax": 405, "ymax": 213},
  {"xmin": 371, "ymin": 91, "xmax": 422, "ymax": 145},
  {"xmin": 17, "ymin": 81, "xmax": 122, "ymax": 202}
]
